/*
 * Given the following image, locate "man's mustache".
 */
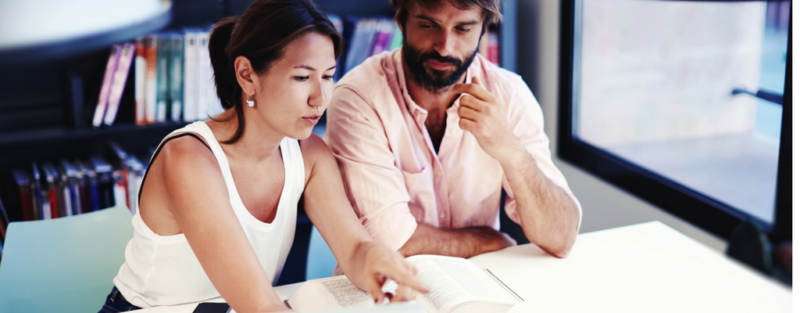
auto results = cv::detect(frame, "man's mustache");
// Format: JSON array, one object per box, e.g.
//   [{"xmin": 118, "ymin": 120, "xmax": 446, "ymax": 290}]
[{"xmin": 419, "ymin": 53, "xmax": 461, "ymax": 67}]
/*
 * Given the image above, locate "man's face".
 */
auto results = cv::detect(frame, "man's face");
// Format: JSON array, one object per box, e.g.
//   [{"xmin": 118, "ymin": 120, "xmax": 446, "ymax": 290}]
[{"xmin": 401, "ymin": 2, "xmax": 483, "ymax": 93}]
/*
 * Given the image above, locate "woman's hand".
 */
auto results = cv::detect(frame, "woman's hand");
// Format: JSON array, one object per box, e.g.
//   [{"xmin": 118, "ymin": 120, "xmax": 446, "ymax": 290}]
[{"xmin": 350, "ymin": 241, "xmax": 430, "ymax": 304}]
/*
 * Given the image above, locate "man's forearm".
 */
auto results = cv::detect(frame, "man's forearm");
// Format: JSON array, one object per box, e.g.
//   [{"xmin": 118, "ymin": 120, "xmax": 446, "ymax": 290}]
[
  {"xmin": 498, "ymin": 145, "xmax": 580, "ymax": 258},
  {"xmin": 397, "ymin": 223, "xmax": 513, "ymax": 258}
]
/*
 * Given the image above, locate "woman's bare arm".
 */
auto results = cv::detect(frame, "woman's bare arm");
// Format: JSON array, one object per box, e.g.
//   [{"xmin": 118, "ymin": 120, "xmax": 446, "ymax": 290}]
[
  {"xmin": 158, "ymin": 137, "xmax": 288, "ymax": 313},
  {"xmin": 300, "ymin": 135, "xmax": 428, "ymax": 303}
]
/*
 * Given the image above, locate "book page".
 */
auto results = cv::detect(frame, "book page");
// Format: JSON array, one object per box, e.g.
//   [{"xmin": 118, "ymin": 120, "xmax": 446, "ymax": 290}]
[
  {"xmin": 287, "ymin": 275, "xmax": 375, "ymax": 311},
  {"xmin": 406, "ymin": 255, "xmax": 519, "ymax": 313}
]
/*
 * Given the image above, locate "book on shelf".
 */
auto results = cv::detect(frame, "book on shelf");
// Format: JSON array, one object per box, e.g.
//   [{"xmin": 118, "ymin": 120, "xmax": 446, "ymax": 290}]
[
  {"xmin": 41, "ymin": 162, "xmax": 61, "ymax": 219},
  {"xmin": 182, "ymin": 28, "xmax": 202, "ymax": 122},
  {"xmin": 169, "ymin": 32, "xmax": 185, "ymax": 123},
  {"xmin": 0, "ymin": 195, "xmax": 9, "ymax": 243},
  {"xmin": 103, "ymin": 43, "xmax": 136, "ymax": 126},
  {"xmin": 31, "ymin": 162, "xmax": 49, "ymax": 220},
  {"xmin": 60, "ymin": 160, "xmax": 83, "ymax": 216},
  {"xmin": 106, "ymin": 142, "xmax": 131, "ymax": 211},
  {"xmin": 287, "ymin": 255, "xmax": 522, "ymax": 313},
  {"xmin": 145, "ymin": 34, "xmax": 159, "ymax": 125},
  {"xmin": 90, "ymin": 157, "xmax": 116, "ymax": 210},
  {"xmin": 75, "ymin": 160, "xmax": 99, "ymax": 212},
  {"xmin": 58, "ymin": 160, "xmax": 76, "ymax": 217},
  {"xmin": 135, "ymin": 37, "xmax": 148, "ymax": 125},
  {"xmin": 92, "ymin": 45, "xmax": 122, "ymax": 128},
  {"xmin": 156, "ymin": 32, "xmax": 171, "ymax": 123},
  {"xmin": 9, "ymin": 169, "xmax": 33, "ymax": 221}
]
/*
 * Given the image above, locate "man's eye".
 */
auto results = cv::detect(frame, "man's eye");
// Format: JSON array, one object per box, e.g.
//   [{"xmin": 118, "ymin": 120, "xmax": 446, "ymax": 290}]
[
  {"xmin": 457, "ymin": 27, "xmax": 471, "ymax": 32},
  {"xmin": 420, "ymin": 23, "xmax": 433, "ymax": 29},
  {"xmin": 294, "ymin": 76, "xmax": 309, "ymax": 82}
]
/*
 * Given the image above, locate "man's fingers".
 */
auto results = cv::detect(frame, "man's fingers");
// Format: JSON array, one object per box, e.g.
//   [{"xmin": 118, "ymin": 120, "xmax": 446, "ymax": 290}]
[
  {"xmin": 459, "ymin": 118, "xmax": 477, "ymax": 133},
  {"xmin": 457, "ymin": 104, "xmax": 479, "ymax": 121},
  {"xmin": 452, "ymin": 78, "xmax": 493, "ymax": 102},
  {"xmin": 458, "ymin": 94, "xmax": 484, "ymax": 112}
]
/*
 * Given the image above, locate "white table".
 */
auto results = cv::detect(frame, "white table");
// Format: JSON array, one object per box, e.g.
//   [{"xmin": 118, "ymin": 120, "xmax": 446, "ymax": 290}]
[
  {"xmin": 132, "ymin": 221, "xmax": 791, "ymax": 312},
  {"xmin": 471, "ymin": 221, "xmax": 791, "ymax": 313}
]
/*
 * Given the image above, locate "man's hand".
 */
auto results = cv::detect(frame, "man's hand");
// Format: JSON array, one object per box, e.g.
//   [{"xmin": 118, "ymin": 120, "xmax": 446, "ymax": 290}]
[
  {"xmin": 350, "ymin": 241, "xmax": 430, "ymax": 304},
  {"xmin": 452, "ymin": 76, "xmax": 524, "ymax": 163}
]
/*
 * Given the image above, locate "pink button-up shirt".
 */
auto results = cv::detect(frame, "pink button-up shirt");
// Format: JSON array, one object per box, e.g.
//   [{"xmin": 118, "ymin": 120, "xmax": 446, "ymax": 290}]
[{"xmin": 324, "ymin": 49, "xmax": 581, "ymax": 251}]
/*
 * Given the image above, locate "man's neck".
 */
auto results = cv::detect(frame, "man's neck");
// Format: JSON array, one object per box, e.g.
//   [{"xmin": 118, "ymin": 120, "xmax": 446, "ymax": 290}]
[{"xmin": 402, "ymin": 61, "xmax": 468, "ymax": 152}]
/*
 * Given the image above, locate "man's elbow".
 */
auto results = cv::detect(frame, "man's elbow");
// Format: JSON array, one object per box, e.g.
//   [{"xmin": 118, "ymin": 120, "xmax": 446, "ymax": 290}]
[
  {"xmin": 549, "ymin": 240, "xmax": 575, "ymax": 258},
  {"xmin": 536, "ymin": 231, "xmax": 577, "ymax": 258}
]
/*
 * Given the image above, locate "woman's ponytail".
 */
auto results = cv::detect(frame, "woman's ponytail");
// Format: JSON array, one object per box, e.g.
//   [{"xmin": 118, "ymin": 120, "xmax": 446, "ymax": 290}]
[{"xmin": 209, "ymin": 16, "xmax": 239, "ymax": 111}]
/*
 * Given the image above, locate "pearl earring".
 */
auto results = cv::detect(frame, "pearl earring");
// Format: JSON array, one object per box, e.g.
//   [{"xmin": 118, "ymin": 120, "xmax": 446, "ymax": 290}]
[{"xmin": 246, "ymin": 93, "xmax": 255, "ymax": 108}]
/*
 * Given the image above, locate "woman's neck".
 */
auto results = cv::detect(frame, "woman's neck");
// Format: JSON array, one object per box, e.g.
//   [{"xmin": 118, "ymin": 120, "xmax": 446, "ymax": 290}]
[{"xmin": 208, "ymin": 108, "xmax": 284, "ymax": 164}]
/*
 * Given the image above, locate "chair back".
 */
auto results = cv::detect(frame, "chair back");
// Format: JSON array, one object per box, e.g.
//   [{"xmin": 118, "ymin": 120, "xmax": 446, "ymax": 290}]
[
  {"xmin": 306, "ymin": 225, "xmax": 338, "ymax": 280},
  {"xmin": 0, "ymin": 207, "xmax": 133, "ymax": 313}
]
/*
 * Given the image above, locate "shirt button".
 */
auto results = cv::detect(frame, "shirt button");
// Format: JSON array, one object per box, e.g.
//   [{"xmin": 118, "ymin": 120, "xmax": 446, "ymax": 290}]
[
  {"xmin": 439, "ymin": 212, "xmax": 445, "ymax": 218},
  {"xmin": 437, "ymin": 171, "xmax": 443, "ymax": 177},
  {"xmin": 448, "ymin": 129, "xmax": 456, "ymax": 135}
]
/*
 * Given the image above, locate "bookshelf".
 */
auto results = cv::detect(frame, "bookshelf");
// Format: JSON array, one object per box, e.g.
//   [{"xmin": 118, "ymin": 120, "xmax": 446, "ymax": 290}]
[{"xmin": 0, "ymin": 0, "xmax": 518, "ymax": 284}]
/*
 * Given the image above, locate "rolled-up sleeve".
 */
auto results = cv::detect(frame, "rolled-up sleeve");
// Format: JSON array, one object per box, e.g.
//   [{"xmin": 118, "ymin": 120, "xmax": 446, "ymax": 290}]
[
  {"xmin": 501, "ymin": 77, "xmax": 582, "ymax": 232},
  {"xmin": 324, "ymin": 85, "xmax": 418, "ymax": 251}
]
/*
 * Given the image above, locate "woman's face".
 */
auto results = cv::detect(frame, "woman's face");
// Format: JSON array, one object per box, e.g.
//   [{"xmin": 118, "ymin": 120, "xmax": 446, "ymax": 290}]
[{"xmin": 253, "ymin": 31, "xmax": 337, "ymax": 140}]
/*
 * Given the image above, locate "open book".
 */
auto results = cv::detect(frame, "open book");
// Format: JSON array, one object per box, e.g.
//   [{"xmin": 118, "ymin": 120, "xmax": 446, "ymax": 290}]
[{"xmin": 287, "ymin": 255, "xmax": 523, "ymax": 313}]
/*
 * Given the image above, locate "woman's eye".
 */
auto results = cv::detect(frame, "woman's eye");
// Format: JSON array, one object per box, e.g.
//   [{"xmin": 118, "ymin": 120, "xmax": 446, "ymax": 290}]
[
  {"xmin": 294, "ymin": 76, "xmax": 309, "ymax": 82},
  {"xmin": 323, "ymin": 75, "xmax": 334, "ymax": 80}
]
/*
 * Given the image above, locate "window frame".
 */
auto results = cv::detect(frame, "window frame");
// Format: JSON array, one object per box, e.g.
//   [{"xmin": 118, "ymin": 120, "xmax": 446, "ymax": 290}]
[{"xmin": 556, "ymin": 0, "xmax": 792, "ymax": 242}]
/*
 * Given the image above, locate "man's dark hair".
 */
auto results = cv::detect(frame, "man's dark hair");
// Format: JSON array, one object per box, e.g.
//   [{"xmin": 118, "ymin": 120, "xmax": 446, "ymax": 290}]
[{"xmin": 390, "ymin": 0, "xmax": 503, "ymax": 27}]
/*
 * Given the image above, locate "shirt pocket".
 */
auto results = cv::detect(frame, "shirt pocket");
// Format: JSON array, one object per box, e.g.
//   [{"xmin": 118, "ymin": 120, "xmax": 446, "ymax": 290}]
[{"xmin": 400, "ymin": 166, "xmax": 435, "ymax": 223}]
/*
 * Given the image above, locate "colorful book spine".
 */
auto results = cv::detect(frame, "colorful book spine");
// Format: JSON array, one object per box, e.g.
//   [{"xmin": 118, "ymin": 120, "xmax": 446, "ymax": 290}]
[
  {"xmin": 104, "ymin": 43, "xmax": 136, "ymax": 126},
  {"xmin": 10, "ymin": 169, "xmax": 33, "ymax": 221},
  {"xmin": 31, "ymin": 162, "xmax": 49, "ymax": 220},
  {"xmin": 61, "ymin": 160, "xmax": 82, "ymax": 216},
  {"xmin": 135, "ymin": 38, "xmax": 148, "ymax": 125},
  {"xmin": 370, "ymin": 20, "xmax": 393, "ymax": 56},
  {"xmin": 91, "ymin": 45, "xmax": 121, "ymax": 128},
  {"xmin": 156, "ymin": 33, "xmax": 171, "ymax": 123},
  {"xmin": 196, "ymin": 31, "xmax": 211, "ymax": 120},
  {"xmin": 41, "ymin": 163, "xmax": 60, "ymax": 219},
  {"xmin": 0, "ymin": 196, "xmax": 8, "ymax": 242},
  {"xmin": 486, "ymin": 31, "xmax": 499, "ymax": 65},
  {"xmin": 169, "ymin": 32, "xmax": 184, "ymax": 122},
  {"xmin": 145, "ymin": 35, "xmax": 158, "ymax": 124},
  {"xmin": 183, "ymin": 29, "xmax": 200, "ymax": 122},
  {"xmin": 388, "ymin": 24, "xmax": 403, "ymax": 51}
]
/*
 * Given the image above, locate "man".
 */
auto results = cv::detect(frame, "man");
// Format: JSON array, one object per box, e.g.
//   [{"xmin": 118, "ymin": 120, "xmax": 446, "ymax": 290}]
[{"xmin": 324, "ymin": 0, "xmax": 581, "ymax": 259}]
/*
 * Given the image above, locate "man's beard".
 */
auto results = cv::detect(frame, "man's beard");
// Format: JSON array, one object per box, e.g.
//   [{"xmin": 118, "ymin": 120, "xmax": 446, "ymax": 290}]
[{"xmin": 402, "ymin": 35, "xmax": 479, "ymax": 94}]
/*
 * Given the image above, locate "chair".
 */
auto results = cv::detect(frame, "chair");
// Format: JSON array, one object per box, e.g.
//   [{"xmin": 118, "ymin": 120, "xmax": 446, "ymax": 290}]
[
  {"xmin": 0, "ymin": 206, "xmax": 133, "ymax": 313},
  {"xmin": 305, "ymin": 225, "xmax": 338, "ymax": 280}
]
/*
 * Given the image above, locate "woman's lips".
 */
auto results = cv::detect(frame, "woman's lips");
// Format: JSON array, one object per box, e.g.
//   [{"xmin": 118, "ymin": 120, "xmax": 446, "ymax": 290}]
[{"xmin": 303, "ymin": 115, "xmax": 321, "ymax": 125}]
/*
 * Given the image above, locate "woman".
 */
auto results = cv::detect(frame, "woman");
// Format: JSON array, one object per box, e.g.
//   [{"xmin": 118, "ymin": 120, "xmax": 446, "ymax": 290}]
[{"xmin": 99, "ymin": 1, "xmax": 428, "ymax": 312}]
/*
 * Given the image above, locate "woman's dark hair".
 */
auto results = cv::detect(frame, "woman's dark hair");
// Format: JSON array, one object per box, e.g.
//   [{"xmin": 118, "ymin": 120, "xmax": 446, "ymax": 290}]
[{"xmin": 209, "ymin": 0, "xmax": 343, "ymax": 144}]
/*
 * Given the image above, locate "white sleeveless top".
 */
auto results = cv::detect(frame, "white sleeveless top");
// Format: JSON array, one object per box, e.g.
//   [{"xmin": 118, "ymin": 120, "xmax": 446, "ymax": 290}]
[{"xmin": 113, "ymin": 121, "xmax": 304, "ymax": 308}]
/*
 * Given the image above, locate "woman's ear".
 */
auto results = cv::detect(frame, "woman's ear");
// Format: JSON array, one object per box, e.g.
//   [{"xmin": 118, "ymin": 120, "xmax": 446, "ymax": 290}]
[{"xmin": 234, "ymin": 56, "xmax": 256, "ymax": 95}]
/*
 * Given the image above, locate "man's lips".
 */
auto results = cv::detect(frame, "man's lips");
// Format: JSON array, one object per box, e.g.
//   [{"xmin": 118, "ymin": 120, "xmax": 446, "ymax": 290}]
[{"xmin": 427, "ymin": 59, "xmax": 454, "ymax": 70}]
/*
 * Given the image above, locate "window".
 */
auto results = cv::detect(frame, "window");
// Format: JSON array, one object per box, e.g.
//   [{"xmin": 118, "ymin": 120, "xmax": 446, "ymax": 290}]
[{"xmin": 558, "ymin": 0, "xmax": 791, "ymax": 240}]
